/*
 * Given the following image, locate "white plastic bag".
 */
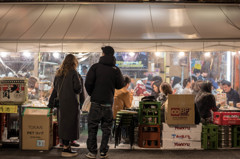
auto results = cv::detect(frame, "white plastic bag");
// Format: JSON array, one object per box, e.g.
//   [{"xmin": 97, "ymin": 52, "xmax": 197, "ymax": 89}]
[{"xmin": 82, "ymin": 96, "xmax": 91, "ymax": 112}]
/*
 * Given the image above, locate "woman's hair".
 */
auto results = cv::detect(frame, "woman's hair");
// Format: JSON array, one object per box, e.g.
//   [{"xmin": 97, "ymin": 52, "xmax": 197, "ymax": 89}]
[
  {"xmin": 123, "ymin": 75, "xmax": 131, "ymax": 87},
  {"xmin": 160, "ymin": 82, "xmax": 173, "ymax": 96},
  {"xmin": 152, "ymin": 80, "xmax": 162, "ymax": 93},
  {"xmin": 28, "ymin": 76, "xmax": 38, "ymax": 89},
  {"xmin": 172, "ymin": 76, "xmax": 181, "ymax": 88},
  {"xmin": 56, "ymin": 54, "xmax": 78, "ymax": 77},
  {"xmin": 152, "ymin": 76, "xmax": 162, "ymax": 83},
  {"xmin": 183, "ymin": 77, "xmax": 192, "ymax": 88},
  {"xmin": 200, "ymin": 82, "xmax": 212, "ymax": 93},
  {"xmin": 192, "ymin": 81, "xmax": 203, "ymax": 93}
]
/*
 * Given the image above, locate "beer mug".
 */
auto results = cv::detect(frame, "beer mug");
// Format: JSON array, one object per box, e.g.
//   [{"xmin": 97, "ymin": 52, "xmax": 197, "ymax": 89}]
[{"xmin": 229, "ymin": 101, "xmax": 234, "ymax": 107}]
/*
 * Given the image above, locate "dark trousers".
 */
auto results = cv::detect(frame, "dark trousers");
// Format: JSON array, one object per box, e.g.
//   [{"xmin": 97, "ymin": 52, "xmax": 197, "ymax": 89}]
[
  {"xmin": 62, "ymin": 139, "xmax": 70, "ymax": 146},
  {"xmin": 87, "ymin": 102, "xmax": 113, "ymax": 154}
]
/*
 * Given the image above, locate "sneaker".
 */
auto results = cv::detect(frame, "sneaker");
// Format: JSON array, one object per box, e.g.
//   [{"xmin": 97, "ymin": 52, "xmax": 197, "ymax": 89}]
[
  {"xmin": 100, "ymin": 152, "xmax": 108, "ymax": 159},
  {"xmin": 85, "ymin": 152, "xmax": 97, "ymax": 159},
  {"xmin": 61, "ymin": 147, "xmax": 78, "ymax": 158},
  {"xmin": 70, "ymin": 141, "xmax": 80, "ymax": 147}
]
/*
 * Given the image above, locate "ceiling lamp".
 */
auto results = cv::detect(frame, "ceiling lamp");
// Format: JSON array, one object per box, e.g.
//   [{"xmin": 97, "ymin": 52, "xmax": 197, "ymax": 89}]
[
  {"xmin": 0, "ymin": 52, "xmax": 8, "ymax": 58},
  {"xmin": 129, "ymin": 52, "xmax": 135, "ymax": 57},
  {"xmin": 204, "ymin": 52, "xmax": 211, "ymax": 57},
  {"xmin": 23, "ymin": 51, "xmax": 31, "ymax": 58},
  {"xmin": 53, "ymin": 52, "xmax": 60, "ymax": 59},
  {"xmin": 179, "ymin": 52, "xmax": 185, "ymax": 57}
]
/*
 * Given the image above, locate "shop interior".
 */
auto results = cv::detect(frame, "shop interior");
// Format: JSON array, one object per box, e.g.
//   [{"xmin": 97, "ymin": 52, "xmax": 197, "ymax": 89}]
[
  {"xmin": 0, "ymin": 41, "xmax": 240, "ymax": 148},
  {"xmin": 0, "ymin": 2, "xmax": 240, "ymax": 150}
]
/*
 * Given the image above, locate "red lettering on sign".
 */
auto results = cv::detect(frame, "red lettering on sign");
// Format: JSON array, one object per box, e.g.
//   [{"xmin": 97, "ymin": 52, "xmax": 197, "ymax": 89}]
[{"xmin": 171, "ymin": 108, "xmax": 180, "ymax": 116}]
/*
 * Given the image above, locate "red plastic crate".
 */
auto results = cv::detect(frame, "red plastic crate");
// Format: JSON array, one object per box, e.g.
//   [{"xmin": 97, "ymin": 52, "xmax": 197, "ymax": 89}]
[
  {"xmin": 213, "ymin": 112, "xmax": 240, "ymax": 125},
  {"xmin": 138, "ymin": 125, "xmax": 161, "ymax": 148}
]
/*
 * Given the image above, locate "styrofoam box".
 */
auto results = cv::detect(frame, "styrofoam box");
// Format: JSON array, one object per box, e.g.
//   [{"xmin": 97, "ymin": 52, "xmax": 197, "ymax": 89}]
[
  {"xmin": 162, "ymin": 132, "xmax": 201, "ymax": 141},
  {"xmin": 162, "ymin": 123, "xmax": 202, "ymax": 133},
  {"xmin": 162, "ymin": 140, "xmax": 201, "ymax": 149}
]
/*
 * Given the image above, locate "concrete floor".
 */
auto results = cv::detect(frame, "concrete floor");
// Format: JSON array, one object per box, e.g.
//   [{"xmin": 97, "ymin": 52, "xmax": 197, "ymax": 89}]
[{"xmin": 1, "ymin": 148, "xmax": 240, "ymax": 159}]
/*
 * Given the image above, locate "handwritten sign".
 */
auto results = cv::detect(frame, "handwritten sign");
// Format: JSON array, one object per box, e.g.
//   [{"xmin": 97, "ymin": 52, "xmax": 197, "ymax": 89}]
[{"xmin": 0, "ymin": 105, "xmax": 18, "ymax": 113}]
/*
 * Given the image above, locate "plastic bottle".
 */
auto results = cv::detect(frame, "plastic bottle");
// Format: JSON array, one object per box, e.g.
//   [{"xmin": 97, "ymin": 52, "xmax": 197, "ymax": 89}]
[{"xmin": 2, "ymin": 127, "xmax": 8, "ymax": 141}]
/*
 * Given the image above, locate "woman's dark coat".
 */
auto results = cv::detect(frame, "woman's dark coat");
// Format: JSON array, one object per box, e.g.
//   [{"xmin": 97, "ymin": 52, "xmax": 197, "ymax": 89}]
[{"xmin": 49, "ymin": 69, "xmax": 82, "ymax": 140}]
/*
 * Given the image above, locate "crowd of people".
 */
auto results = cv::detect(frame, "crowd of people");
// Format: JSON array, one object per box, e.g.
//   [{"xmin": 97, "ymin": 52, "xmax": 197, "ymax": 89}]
[{"xmin": 47, "ymin": 46, "xmax": 240, "ymax": 158}]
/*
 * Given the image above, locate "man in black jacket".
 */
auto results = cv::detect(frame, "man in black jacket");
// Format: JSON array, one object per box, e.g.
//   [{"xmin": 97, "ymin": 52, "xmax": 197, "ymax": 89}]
[
  {"xmin": 85, "ymin": 46, "xmax": 124, "ymax": 159},
  {"xmin": 222, "ymin": 80, "xmax": 240, "ymax": 107}
]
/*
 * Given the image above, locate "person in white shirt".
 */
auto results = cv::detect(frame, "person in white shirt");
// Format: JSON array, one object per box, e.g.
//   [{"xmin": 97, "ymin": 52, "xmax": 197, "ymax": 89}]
[{"xmin": 182, "ymin": 78, "xmax": 192, "ymax": 94}]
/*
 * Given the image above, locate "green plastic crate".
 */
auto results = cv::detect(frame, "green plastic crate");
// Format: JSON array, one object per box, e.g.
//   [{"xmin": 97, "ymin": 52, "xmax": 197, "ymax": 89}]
[
  {"xmin": 139, "ymin": 109, "xmax": 161, "ymax": 125},
  {"xmin": 202, "ymin": 124, "xmax": 218, "ymax": 149},
  {"xmin": 202, "ymin": 132, "xmax": 218, "ymax": 149},
  {"xmin": 139, "ymin": 101, "xmax": 162, "ymax": 110},
  {"xmin": 232, "ymin": 125, "xmax": 240, "ymax": 133},
  {"xmin": 232, "ymin": 132, "xmax": 240, "ymax": 147},
  {"xmin": 202, "ymin": 124, "xmax": 219, "ymax": 134}
]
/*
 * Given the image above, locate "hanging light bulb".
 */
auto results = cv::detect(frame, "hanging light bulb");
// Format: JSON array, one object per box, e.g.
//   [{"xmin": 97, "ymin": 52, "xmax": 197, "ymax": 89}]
[
  {"xmin": 0, "ymin": 52, "xmax": 8, "ymax": 58},
  {"xmin": 23, "ymin": 51, "xmax": 31, "ymax": 58},
  {"xmin": 232, "ymin": 51, "xmax": 236, "ymax": 56},
  {"xmin": 155, "ymin": 52, "xmax": 161, "ymax": 57},
  {"xmin": 179, "ymin": 52, "xmax": 185, "ymax": 57},
  {"xmin": 129, "ymin": 52, "xmax": 135, "ymax": 57},
  {"xmin": 53, "ymin": 52, "xmax": 60, "ymax": 59},
  {"xmin": 204, "ymin": 52, "xmax": 211, "ymax": 57}
]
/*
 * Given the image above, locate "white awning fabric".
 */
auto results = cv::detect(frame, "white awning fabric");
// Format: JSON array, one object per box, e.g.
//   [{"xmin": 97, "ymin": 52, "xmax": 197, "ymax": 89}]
[{"xmin": 0, "ymin": 3, "xmax": 239, "ymax": 52}]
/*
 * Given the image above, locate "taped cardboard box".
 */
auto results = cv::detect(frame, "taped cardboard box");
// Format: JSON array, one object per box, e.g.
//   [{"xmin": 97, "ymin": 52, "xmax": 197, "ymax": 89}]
[
  {"xmin": 162, "ymin": 123, "xmax": 202, "ymax": 133},
  {"xmin": 165, "ymin": 95, "xmax": 195, "ymax": 125},
  {"xmin": 162, "ymin": 140, "xmax": 201, "ymax": 149},
  {"xmin": 162, "ymin": 131, "xmax": 201, "ymax": 141},
  {"xmin": 22, "ymin": 107, "xmax": 53, "ymax": 150}
]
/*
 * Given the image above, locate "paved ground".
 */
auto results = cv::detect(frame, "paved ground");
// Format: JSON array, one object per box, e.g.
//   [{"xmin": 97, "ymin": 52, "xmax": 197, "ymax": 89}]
[{"xmin": 1, "ymin": 147, "xmax": 240, "ymax": 159}]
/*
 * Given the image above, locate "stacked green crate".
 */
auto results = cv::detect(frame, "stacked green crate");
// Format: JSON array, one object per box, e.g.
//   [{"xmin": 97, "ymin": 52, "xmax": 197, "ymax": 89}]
[
  {"xmin": 232, "ymin": 125, "xmax": 240, "ymax": 147},
  {"xmin": 202, "ymin": 124, "xmax": 218, "ymax": 149},
  {"xmin": 139, "ymin": 101, "xmax": 161, "ymax": 125},
  {"xmin": 218, "ymin": 126, "xmax": 232, "ymax": 148}
]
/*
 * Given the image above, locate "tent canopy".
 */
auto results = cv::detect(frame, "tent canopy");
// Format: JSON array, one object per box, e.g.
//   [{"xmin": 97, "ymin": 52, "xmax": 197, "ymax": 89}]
[{"xmin": 0, "ymin": 3, "xmax": 240, "ymax": 52}]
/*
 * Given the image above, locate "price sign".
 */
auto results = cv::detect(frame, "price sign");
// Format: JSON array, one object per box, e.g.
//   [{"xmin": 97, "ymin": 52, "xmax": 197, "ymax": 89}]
[{"xmin": 0, "ymin": 105, "xmax": 18, "ymax": 113}]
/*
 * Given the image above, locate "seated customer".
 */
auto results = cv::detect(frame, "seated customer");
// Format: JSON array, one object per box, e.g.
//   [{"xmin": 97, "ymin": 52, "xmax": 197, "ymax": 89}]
[
  {"xmin": 182, "ymin": 78, "xmax": 192, "ymax": 94},
  {"xmin": 195, "ymin": 82, "xmax": 218, "ymax": 123},
  {"xmin": 151, "ymin": 80, "xmax": 162, "ymax": 99},
  {"xmin": 157, "ymin": 82, "xmax": 173, "ymax": 105},
  {"xmin": 157, "ymin": 82, "xmax": 173, "ymax": 123},
  {"xmin": 112, "ymin": 75, "xmax": 133, "ymax": 119},
  {"xmin": 222, "ymin": 80, "xmax": 240, "ymax": 107}
]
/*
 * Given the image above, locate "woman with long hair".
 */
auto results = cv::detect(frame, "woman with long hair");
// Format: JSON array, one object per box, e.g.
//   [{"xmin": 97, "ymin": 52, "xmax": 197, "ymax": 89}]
[
  {"xmin": 157, "ymin": 82, "xmax": 173, "ymax": 104},
  {"xmin": 195, "ymin": 82, "xmax": 218, "ymax": 123},
  {"xmin": 157, "ymin": 82, "xmax": 173, "ymax": 123},
  {"xmin": 49, "ymin": 54, "xmax": 82, "ymax": 157},
  {"xmin": 151, "ymin": 80, "xmax": 162, "ymax": 99}
]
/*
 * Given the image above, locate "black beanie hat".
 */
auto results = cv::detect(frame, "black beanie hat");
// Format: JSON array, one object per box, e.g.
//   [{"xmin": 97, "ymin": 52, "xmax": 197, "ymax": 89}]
[{"xmin": 101, "ymin": 46, "xmax": 114, "ymax": 56}]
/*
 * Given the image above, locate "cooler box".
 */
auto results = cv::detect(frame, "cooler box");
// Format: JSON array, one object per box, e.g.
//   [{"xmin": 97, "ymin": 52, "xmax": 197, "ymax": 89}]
[
  {"xmin": 162, "ymin": 123, "xmax": 202, "ymax": 149},
  {"xmin": 213, "ymin": 112, "xmax": 240, "ymax": 125},
  {"xmin": 0, "ymin": 77, "xmax": 28, "ymax": 104},
  {"xmin": 22, "ymin": 107, "xmax": 53, "ymax": 150}
]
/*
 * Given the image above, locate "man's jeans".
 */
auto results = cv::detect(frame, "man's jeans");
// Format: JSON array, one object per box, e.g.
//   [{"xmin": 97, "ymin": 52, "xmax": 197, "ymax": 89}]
[{"xmin": 87, "ymin": 102, "xmax": 113, "ymax": 154}]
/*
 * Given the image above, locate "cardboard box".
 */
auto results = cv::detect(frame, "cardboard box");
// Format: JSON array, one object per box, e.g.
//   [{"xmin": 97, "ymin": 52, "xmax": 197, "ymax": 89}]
[
  {"xmin": 22, "ymin": 107, "xmax": 53, "ymax": 150},
  {"xmin": 162, "ymin": 132, "xmax": 201, "ymax": 141},
  {"xmin": 162, "ymin": 123, "xmax": 202, "ymax": 133},
  {"xmin": 165, "ymin": 95, "xmax": 195, "ymax": 125},
  {"xmin": 162, "ymin": 140, "xmax": 201, "ymax": 149}
]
